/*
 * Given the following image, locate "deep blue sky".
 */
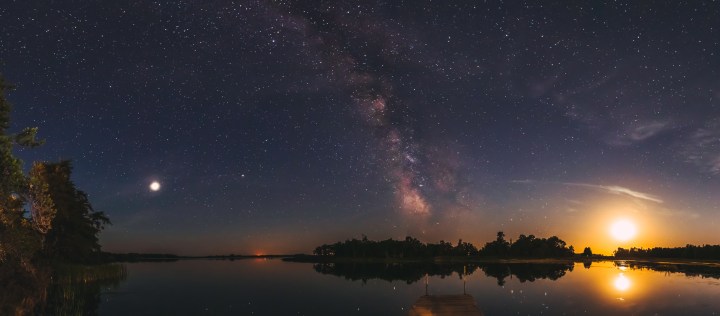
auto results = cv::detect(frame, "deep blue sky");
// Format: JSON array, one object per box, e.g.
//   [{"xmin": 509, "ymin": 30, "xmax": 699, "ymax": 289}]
[{"xmin": 1, "ymin": 0, "xmax": 719, "ymax": 255}]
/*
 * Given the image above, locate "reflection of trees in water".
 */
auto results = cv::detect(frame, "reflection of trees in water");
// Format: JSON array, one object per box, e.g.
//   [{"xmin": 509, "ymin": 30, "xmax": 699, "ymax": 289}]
[
  {"xmin": 313, "ymin": 262, "xmax": 574, "ymax": 286},
  {"xmin": 313, "ymin": 262, "xmax": 472, "ymax": 284},
  {"xmin": 616, "ymin": 261, "xmax": 720, "ymax": 279},
  {"xmin": 0, "ymin": 262, "xmax": 50, "ymax": 315},
  {"xmin": 479, "ymin": 263, "xmax": 574, "ymax": 286},
  {"xmin": 0, "ymin": 263, "xmax": 126, "ymax": 315}
]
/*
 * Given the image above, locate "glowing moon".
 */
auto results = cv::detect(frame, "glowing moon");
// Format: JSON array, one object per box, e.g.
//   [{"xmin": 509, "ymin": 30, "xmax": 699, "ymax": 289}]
[
  {"xmin": 149, "ymin": 181, "xmax": 161, "ymax": 191},
  {"xmin": 610, "ymin": 219, "xmax": 637, "ymax": 241}
]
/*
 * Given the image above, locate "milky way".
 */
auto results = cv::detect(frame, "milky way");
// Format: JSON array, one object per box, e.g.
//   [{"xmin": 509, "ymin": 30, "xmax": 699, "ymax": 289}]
[{"xmin": 1, "ymin": 0, "xmax": 719, "ymax": 254}]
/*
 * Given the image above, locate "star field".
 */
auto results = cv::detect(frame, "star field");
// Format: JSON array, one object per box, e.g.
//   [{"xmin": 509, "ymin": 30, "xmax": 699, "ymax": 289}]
[{"xmin": 1, "ymin": 0, "xmax": 719, "ymax": 255}]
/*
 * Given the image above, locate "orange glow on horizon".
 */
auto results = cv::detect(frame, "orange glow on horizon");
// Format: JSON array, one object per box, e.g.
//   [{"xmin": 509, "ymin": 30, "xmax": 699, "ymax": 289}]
[{"xmin": 565, "ymin": 198, "xmax": 670, "ymax": 255}]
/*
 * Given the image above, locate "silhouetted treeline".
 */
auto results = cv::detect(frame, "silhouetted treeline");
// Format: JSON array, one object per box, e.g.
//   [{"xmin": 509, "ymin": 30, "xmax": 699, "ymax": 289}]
[
  {"xmin": 614, "ymin": 245, "xmax": 720, "ymax": 260},
  {"xmin": 480, "ymin": 232, "xmax": 575, "ymax": 257},
  {"xmin": 313, "ymin": 235, "xmax": 478, "ymax": 258},
  {"xmin": 312, "ymin": 232, "xmax": 574, "ymax": 259},
  {"xmin": 312, "ymin": 262, "xmax": 574, "ymax": 286}
]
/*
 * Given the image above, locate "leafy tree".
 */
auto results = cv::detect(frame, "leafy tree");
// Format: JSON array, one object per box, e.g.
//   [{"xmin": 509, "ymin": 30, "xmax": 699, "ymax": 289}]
[
  {"xmin": 0, "ymin": 75, "xmax": 41, "ymax": 265},
  {"xmin": 583, "ymin": 247, "xmax": 593, "ymax": 257},
  {"xmin": 29, "ymin": 161, "xmax": 111, "ymax": 263},
  {"xmin": 480, "ymin": 231, "xmax": 511, "ymax": 256}
]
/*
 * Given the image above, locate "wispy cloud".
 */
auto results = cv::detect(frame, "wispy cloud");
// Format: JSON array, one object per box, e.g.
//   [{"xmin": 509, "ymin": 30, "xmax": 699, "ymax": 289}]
[
  {"xmin": 682, "ymin": 119, "xmax": 720, "ymax": 175},
  {"xmin": 512, "ymin": 180, "xmax": 663, "ymax": 203},
  {"xmin": 564, "ymin": 183, "xmax": 663, "ymax": 203},
  {"xmin": 604, "ymin": 120, "xmax": 672, "ymax": 146},
  {"xmin": 629, "ymin": 121, "xmax": 671, "ymax": 141}
]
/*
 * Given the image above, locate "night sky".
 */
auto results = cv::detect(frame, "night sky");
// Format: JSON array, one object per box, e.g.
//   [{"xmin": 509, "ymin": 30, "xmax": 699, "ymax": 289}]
[{"xmin": 1, "ymin": 1, "xmax": 719, "ymax": 255}]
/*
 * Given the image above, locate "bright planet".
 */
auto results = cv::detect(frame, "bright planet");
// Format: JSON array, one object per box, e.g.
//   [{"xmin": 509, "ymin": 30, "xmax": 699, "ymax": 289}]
[{"xmin": 149, "ymin": 181, "xmax": 161, "ymax": 192}]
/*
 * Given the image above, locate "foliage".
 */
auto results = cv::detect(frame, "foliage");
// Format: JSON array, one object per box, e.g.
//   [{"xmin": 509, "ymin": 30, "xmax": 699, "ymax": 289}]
[
  {"xmin": 0, "ymin": 74, "xmax": 42, "ymax": 266},
  {"xmin": 0, "ymin": 73, "xmax": 109, "ymax": 266},
  {"xmin": 582, "ymin": 247, "xmax": 593, "ymax": 257},
  {"xmin": 40, "ymin": 264, "xmax": 126, "ymax": 315},
  {"xmin": 313, "ymin": 232, "xmax": 574, "ymax": 259},
  {"xmin": 29, "ymin": 161, "xmax": 111, "ymax": 263},
  {"xmin": 0, "ymin": 72, "xmax": 115, "ymax": 314},
  {"xmin": 505, "ymin": 234, "xmax": 574, "ymax": 257},
  {"xmin": 480, "ymin": 231, "xmax": 511, "ymax": 256},
  {"xmin": 313, "ymin": 236, "xmax": 479, "ymax": 258},
  {"xmin": 0, "ymin": 263, "xmax": 126, "ymax": 315}
]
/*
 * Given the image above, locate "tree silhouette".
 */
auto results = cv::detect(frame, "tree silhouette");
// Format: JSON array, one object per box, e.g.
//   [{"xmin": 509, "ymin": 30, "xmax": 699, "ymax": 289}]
[
  {"xmin": 614, "ymin": 245, "xmax": 720, "ymax": 260},
  {"xmin": 582, "ymin": 247, "xmax": 593, "ymax": 257},
  {"xmin": 0, "ymin": 74, "xmax": 46, "ymax": 315},
  {"xmin": 0, "ymin": 74, "xmax": 110, "ymax": 265},
  {"xmin": 0, "ymin": 75, "xmax": 41, "ymax": 265},
  {"xmin": 479, "ymin": 231, "xmax": 511, "ymax": 256},
  {"xmin": 29, "ymin": 161, "xmax": 111, "ymax": 263},
  {"xmin": 311, "ymin": 232, "xmax": 574, "ymax": 259}
]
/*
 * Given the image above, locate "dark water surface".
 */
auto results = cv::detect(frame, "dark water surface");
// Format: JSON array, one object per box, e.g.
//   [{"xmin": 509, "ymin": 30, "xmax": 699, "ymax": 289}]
[{"xmin": 96, "ymin": 259, "xmax": 720, "ymax": 315}]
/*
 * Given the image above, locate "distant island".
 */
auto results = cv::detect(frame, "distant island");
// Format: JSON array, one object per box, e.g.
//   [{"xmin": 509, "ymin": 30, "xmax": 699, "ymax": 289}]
[
  {"xmin": 283, "ymin": 232, "xmax": 720, "ymax": 263},
  {"xmin": 294, "ymin": 232, "xmax": 581, "ymax": 262}
]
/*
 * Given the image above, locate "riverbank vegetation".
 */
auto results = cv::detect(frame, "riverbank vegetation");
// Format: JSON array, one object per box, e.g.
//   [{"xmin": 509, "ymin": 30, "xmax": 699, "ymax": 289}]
[{"xmin": 0, "ymin": 74, "xmax": 120, "ymax": 315}]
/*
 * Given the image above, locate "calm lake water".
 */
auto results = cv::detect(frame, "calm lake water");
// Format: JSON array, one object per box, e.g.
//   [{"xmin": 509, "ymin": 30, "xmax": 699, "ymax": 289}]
[{"xmin": 94, "ymin": 259, "xmax": 720, "ymax": 315}]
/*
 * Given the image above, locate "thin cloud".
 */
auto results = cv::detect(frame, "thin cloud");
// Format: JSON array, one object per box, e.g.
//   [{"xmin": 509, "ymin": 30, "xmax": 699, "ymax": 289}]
[
  {"xmin": 630, "ymin": 121, "xmax": 670, "ymax": 141},
  {"xmin": 511, "ymin": 180, "xmax": 663, "ymax": 203},
  {"xmin": 563, "ymin": 183, "xmax": 663, "ymax": 203},
  {"xmin": 682, "ymin": 119, "xmax": 720, "ymax": 175}
]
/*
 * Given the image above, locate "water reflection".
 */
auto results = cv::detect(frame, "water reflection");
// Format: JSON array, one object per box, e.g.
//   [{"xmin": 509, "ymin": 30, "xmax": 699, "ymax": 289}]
[
  {"xmin": 613, "ymin": 273, "xmax": 631, "ymax": 292},
  {"xmin": 408, "ymin": 271, "xmax": 485, "ymax": 316},
  {"xmin": 6, "ymin": 259, "xmax": 720, "ymax": 315},
  {"xmin": 479, "ymin": 262, "xmax": 574, "ymax": 286},
  {"xmin": 408, "ymin": 294, "xmax": 483, "ymax": 316},
  {"xmin": 312, "ymin": 262, "xmax": 575, "ymax": 286},
  {"xmin": 615, "ymin": 260, "xmax": 720, "ymax": 279},
  {"xmin": 0, "ymin": 263, "xmax": 126, "ymax": 315}
]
